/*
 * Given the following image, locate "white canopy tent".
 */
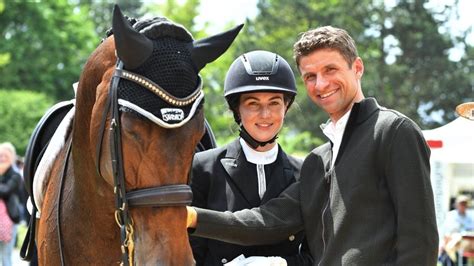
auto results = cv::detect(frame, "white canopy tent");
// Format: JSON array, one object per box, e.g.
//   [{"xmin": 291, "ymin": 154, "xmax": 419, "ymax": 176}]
[
  {"xmin": 423, "ymin": 117, "xmax": 474, "ymax": 164},
  {"xmin": 422, "ymin": 117, "xmax": 474, "ymax": 232}
]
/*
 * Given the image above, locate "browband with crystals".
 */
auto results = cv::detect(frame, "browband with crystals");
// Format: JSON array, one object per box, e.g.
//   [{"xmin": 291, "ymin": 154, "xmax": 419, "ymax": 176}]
[{"xmin": 114, "ymin": 68, "xmax": 203, "ymax": 107}]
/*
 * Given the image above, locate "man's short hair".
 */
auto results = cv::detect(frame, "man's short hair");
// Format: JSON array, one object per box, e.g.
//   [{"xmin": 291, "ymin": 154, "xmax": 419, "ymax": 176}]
[{"xmin": 293, "ymin": 26, "xmax": 358, "ymax": 69}]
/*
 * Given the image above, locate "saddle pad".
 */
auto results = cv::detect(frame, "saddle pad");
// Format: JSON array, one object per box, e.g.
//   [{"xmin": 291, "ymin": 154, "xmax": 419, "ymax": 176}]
[
  {"xmin": 33, "ymin": 105, "xmax": 75, "ymax": 214},
  {"xmin": 23, "ymin": 100, "xmax": 75, "ymax": 202}
]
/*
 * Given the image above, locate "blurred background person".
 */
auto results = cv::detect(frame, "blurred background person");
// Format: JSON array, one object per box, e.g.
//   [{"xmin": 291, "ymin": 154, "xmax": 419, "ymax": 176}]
[
  {"xmin": 439, "ymin": 194, "xmax": 474, "ymax": 265},
  {"xmin": 0, "ymin": 142, "xmax": 22, "ymax": 266}
]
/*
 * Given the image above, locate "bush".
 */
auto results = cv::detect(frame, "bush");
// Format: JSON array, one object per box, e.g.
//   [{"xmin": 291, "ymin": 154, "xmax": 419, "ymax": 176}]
[{"xmin": 0, "ymin": 90, "xmax": 54, "ymax": 155}]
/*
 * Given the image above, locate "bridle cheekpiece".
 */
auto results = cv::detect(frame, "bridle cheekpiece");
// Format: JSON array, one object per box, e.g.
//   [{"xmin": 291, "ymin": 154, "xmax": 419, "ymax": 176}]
[{"xmin": 96, "ymin": 60, "xmax": 201, "ymax": 266}]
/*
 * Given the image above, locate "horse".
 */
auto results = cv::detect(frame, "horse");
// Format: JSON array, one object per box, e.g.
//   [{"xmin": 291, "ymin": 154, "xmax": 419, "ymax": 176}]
[{"xmin": 24, "ymin": 5, "xmax": 242, "ymax": 265}]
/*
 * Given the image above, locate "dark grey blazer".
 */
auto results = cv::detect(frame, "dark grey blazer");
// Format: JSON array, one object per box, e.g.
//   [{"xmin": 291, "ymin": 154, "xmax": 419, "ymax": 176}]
[{"xmin": 190, "ymin": 139, "xmax": 312, "ymax": 265}]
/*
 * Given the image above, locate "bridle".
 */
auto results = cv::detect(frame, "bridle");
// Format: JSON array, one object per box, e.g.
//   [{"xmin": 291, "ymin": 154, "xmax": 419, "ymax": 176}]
[{"xmin": 92, "ymin": 60, "xmax": 203, "ymax": 266}]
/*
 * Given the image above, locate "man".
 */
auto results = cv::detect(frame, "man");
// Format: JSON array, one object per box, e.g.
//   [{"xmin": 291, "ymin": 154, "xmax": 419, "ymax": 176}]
[{"xmin": 188, "ymin": 26, "xmax": 438, "ymax": 265}]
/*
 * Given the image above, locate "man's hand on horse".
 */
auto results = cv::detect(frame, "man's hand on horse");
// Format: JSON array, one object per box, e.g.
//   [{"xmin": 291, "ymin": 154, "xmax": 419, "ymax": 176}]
[{"xmin": 186, "ymin": 206, "xmax": 197, "ymax": 228}]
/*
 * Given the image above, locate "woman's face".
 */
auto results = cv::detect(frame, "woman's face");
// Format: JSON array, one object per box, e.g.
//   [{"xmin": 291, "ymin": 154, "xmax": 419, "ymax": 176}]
[{"xmin": 238, "ymin": 91, "xmax": 287, "ymax": 151}]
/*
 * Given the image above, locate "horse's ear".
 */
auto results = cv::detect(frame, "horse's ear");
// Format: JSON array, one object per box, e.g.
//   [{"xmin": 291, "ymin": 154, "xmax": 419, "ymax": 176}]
[
  {"xmin": 112, "ymin": 4, "xmax": 153, "ymax": 69},
  {"xmin": 188, "ymin": 24, "xmax": 244, "ymax": 72}
]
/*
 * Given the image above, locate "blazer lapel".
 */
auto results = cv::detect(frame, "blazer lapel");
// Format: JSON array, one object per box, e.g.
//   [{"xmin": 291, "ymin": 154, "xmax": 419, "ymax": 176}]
[{"xmin": 220, "ymin": 139, "xmax": 260, "ymax": 207}]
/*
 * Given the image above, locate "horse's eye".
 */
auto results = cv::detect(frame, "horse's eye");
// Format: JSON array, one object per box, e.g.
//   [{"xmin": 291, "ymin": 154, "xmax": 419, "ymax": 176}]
[
  {"xmin": 123, "ymin": 127, "xmax": 142, "ymax": 142},
  {"xmin": 121, "ymin": 114, "xmax": 143, "ymax": 142}
]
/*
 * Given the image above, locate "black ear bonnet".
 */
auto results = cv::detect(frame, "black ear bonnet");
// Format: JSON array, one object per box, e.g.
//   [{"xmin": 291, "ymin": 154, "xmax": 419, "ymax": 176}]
[
  {"xmin": 111, "ymin": 6, "xmax": 243, "ymax": 127},
  {"xmin": 117, "ymin": 17, "xmax": 201, "ymax": 126}
]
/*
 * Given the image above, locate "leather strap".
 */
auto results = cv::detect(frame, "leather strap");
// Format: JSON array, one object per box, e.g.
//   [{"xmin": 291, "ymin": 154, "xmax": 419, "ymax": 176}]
[
  {"xmin": 239, "ymin": 125, "xmax": 278, "ymax": 149},
  {"xmin": 19, "ymin": 209, "xmax": 36, "ymax": 261},
  {"xmin": 94, "ymin": 60, "xmax": 198, "ymax": 266},
  {"xmin": 108, "ymin": 63, "xmax": 132, "ymax": 266},
  {"xmin": 126, "ymin": 184, "xmax": 192, "ymax": 207},
  {"xmin": 57, "ymin": 135, "xmax": 73, "ymax": 266}
]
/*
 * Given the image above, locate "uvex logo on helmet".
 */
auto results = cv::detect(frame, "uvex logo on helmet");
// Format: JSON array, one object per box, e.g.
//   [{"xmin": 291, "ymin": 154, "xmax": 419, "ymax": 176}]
[{"xmin": 255, "ymin": 76, "xmax": 269, "ymax": 81}]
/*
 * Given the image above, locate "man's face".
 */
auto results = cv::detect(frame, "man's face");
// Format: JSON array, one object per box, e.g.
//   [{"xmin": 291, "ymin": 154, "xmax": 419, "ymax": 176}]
[
  {"xmin": 457, "ymin": 201, "xmax": 468, "ymax": 214},
  {"xmin": 298, "ymin": 48, "xmax": 364, "ymax": 122}
]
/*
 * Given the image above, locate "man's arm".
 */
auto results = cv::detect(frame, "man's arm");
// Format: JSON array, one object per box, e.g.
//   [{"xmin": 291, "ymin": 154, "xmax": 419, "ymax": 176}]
[
  {"xmin": 188, "ymin": 181, "xmax": 304, "ymax": 246},
  {"xmin": 385, "ymin": 118, "xmax": 439, "ymax": 265}
]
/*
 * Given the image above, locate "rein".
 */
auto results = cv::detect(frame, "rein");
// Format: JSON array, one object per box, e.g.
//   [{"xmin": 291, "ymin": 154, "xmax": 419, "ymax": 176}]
[{"xmin": 57, "ymin": 60, "xmax": 199, "ymax": 266}]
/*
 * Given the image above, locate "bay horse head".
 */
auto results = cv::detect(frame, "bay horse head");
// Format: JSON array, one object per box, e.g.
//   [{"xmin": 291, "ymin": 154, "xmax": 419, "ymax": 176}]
[{"xmin": 36, "ymin": 5, "xmax": 242, "ymax": 265}]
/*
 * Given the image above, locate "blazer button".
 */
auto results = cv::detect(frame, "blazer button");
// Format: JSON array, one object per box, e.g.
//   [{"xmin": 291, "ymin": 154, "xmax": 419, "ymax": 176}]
[
  {"xmin": 288, "ymin": 235, "xmax": 295, "ymax": 241},
  {"xmin": 221, "ymin": 258, "xmax": 228, "ymax": 264}
]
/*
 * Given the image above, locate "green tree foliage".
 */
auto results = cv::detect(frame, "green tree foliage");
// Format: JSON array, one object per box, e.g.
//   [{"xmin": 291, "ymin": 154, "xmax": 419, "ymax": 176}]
[
  {"xmin": 144, "ymin": 0, "xmax": 200, "ymax": 32},
  {"xmin": 0, "ymin": 1, "xmax": 6, "ymax": 67},
  {"xmin": 0, "ymin": 90, "xmax": 53, "ymax": 155},
  {"xmin": 373, "ymin": 1, "xmax": 473, "ymax": 128},
  {"xmin": 0, "ymin": 1, "xmax": 98, "ymax": 100},
  {"xmin": 77, "ymin": 0, "xmax": 145, "ymax": 37}
]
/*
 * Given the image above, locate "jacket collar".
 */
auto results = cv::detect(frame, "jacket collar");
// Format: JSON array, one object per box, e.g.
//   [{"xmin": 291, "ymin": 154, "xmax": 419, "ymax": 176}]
[
  {"xmin": 350, "ymin": 97, "xmax": 380, "ymax": 126},
  {"xmin": 220, "ymin": 139, "xmax": 258, "ymax": 206},
  {"xmin": 220, "ymin": 139, "xmax": 295, "ymax": 206},
  {"xmin": 333, "ymin": 97, "xmax": 380, "ymax": 166}
]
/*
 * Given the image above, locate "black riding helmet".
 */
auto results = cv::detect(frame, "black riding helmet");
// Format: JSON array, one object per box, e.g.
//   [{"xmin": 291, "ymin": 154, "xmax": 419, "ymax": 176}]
[{"xmin": 224, "ymin": 50, "xmax": 297, "ymax": 149}]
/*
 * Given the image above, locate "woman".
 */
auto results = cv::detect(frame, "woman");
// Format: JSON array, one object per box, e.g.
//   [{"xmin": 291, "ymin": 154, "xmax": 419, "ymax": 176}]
[
  {"xmin": 190, "ymin": 50, "xmax": 312, "ymax": 265},
  {"xmin": 0, "ymin": 142, "xmax": 22, "ymax": 266}
]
